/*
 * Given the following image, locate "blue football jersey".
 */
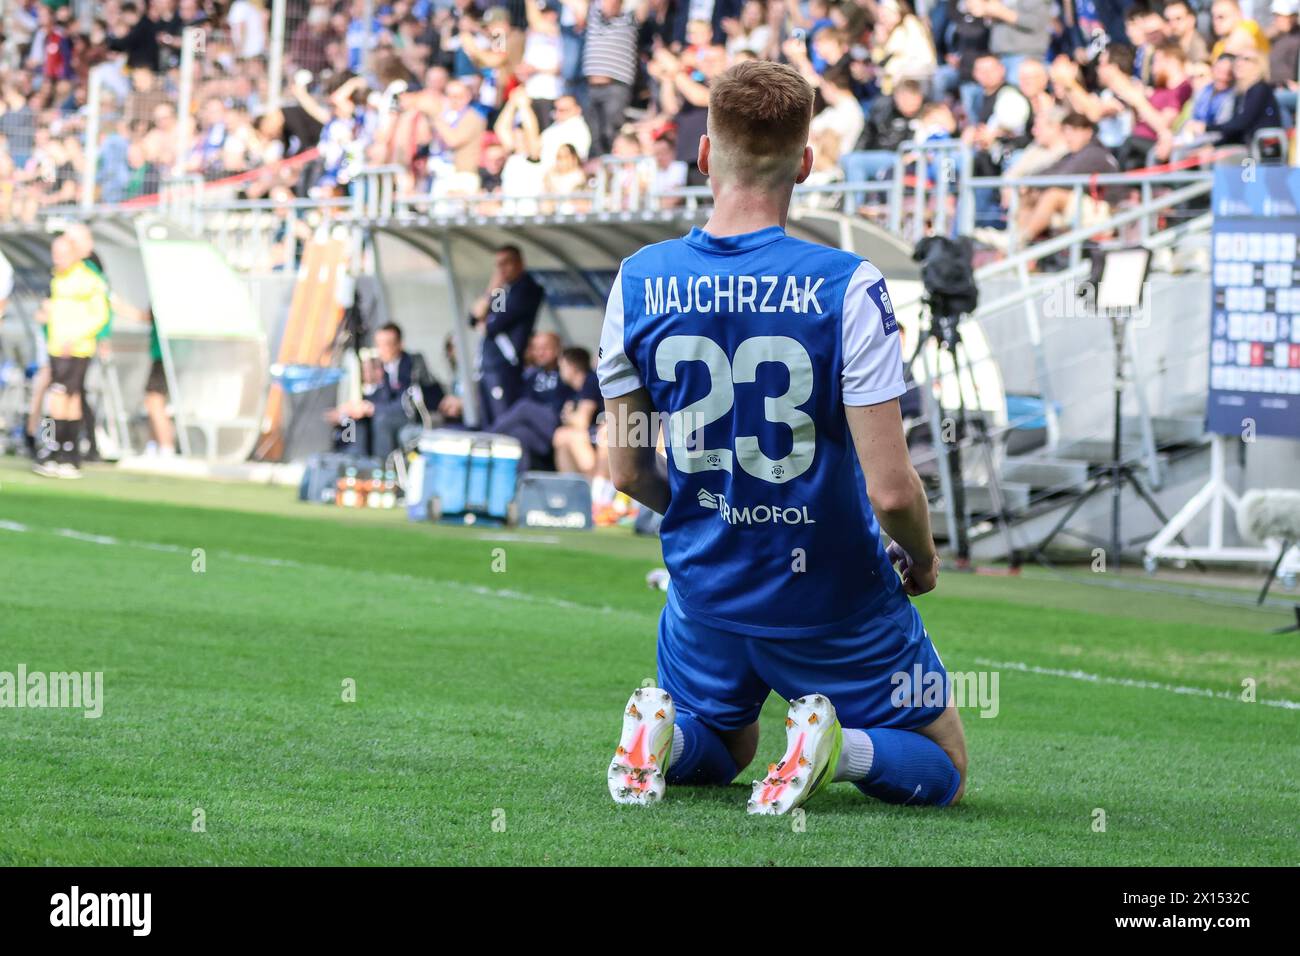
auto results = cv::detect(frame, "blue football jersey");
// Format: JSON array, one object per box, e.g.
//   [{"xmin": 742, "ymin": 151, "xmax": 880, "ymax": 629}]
[{"xmin": 597, "ymin": 225, "xmax": 907, "ymax": 638}]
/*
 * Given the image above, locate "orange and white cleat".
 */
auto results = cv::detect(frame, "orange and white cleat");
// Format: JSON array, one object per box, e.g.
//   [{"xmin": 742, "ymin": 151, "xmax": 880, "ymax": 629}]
[
  {"xmin": 607, "ymin": 687, "xmax": 676, "ymax": 806},
  {"xmin": 748, "ymin": 694, "xmax": 842, "ymax": 815}
]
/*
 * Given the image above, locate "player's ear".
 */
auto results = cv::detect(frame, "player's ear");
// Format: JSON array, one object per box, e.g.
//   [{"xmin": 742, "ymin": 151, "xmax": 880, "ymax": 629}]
[
  {"xmin": 697, "ymin": 134, "xmax": 710, "ymax": 176},
  {"xmin": 794, "ymin": 145, "xmax": 813, "ymax": 185}
]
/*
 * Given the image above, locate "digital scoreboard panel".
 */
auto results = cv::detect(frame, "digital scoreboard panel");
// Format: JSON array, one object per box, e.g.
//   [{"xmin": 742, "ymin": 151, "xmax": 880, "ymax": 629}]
[{"xmin": 1207, "ymin": 166, "xmax": 1300, "ymax": 440}]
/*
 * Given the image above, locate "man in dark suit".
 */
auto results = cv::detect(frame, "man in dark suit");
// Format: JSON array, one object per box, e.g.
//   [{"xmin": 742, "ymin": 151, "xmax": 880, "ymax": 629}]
[
  {"xmin": 470, "ymin": 245, "xmax": 545, "ymax": 427},
  {"xmin": 328, "ymin": 322, "xmax": 413, "ymax": 460}
]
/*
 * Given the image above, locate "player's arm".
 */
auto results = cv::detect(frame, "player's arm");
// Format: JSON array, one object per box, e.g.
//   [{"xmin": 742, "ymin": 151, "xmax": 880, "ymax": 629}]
[
  {"xmin": 597, "ymin": 265, "xmax": 669, "ymax": 512},
  {"xmin": 847, "ymin": 402, "xmax": 938, "ymax": 596},
  {"xmin": 841, "ymin": 262, "xmax": 938, "ymax": 596},
  {"xmin": 605, "ymin": 387, "xmax": 670, "ymax": 515}
]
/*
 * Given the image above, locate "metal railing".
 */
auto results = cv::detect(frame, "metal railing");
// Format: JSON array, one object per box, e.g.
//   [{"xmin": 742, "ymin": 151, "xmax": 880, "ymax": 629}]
[{"xmin": 34, "ymin": 142, "xmax": 1238, "ymax": 289}]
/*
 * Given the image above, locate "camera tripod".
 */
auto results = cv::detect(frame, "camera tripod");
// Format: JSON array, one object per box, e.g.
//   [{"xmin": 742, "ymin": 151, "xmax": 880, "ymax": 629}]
[
  {"xmin": 1034, "ymin": 307, "xmax": 1196, "ymax": 570},
  {"xmin": 907, "ymin": 303, "xmax": 1022, "ymax": 569}
]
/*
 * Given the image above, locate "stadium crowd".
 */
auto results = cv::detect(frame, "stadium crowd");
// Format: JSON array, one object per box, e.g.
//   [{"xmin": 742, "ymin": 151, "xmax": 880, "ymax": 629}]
[{"xmin": 0, "ymin": 0, "xmax": 1296, "ymax": 232}]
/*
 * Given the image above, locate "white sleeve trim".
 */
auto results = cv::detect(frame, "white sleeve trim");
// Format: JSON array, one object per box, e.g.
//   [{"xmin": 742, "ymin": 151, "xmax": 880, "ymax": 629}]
[
  {"xmin": 841, "ymin": 260, "xmax": 906, "ymax": 406},
  {"xmin": 597, "ymin": 266, "xmax": 643, "ymax": 399}
]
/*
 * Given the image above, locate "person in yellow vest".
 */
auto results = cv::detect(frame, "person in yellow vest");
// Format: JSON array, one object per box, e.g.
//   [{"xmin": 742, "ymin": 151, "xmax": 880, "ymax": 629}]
[{"xmin": 33, "ymin": 235, "xmax": 110, "ymax": 479}]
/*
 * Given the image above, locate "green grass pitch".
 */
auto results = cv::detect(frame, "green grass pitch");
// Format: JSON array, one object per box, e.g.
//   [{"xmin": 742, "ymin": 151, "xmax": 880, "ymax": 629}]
[{"xmin": 0, "ymin": 459, "xmax": 1296, "ymax": 866}]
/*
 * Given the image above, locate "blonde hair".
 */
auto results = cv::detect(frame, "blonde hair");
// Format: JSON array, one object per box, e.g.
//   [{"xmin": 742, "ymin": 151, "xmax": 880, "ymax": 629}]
[
  {"xmin": 1226, "ymin": 27, "xmax": 1270, "ymax": 83},
  {"xmin": 706, "ymin": 60, "xmax": 814, "ymax": 188}
]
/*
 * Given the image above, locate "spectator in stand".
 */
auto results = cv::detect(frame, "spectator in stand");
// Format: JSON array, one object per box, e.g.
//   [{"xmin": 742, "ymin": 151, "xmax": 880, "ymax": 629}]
[
  {"xmin": 1124, "ymin": 2, "xmax": 1169, "ymax": 86},
  {"xmin": 721, "ymin": 1, "xmax": 775, "ymax": 59},
  {"xmin": 576, "ymin": 0, "xmax": 643, "ymax": 157},
  {"xmin": 601, "ymin": 128, "xmax": 650, "ymax": 209},
  {"xmin": 478, "ymin": 138, "xmax": 508, "ymax": 196},
  {"xmin": 649, "ymin": 132, "xmax": 687, "ymax": 206},
  {"xmin": 785, "ymin": 24, "xmax": 848, "ymax": 84},
  {"xmin": 107, "ymin": 2, "xmax": 161, "ymax": 73},
  {"xmin": 460, "ymin": 7, "xmax": 523, "ymax": 113},
  {"xmin": 811, "ymin": 64, "xmax": 866, "ymax": 165},
  {"xmin": 1002, "ymin": 111, "xmax": 1120, "ymax": 249},
  {"xmin": 999, "ymin": 104, "xmax": 1068, "ymax": 209},
  {"xmin": 1269, "ymin": 0, "xmax": 1300, "ymax": 122},
  {"xmin": 178, "ymin": 0, "xmax": 210, "ymax": 30},
  {"xmin": 842, "ymin": 77, "xmax": 925, "ymax": 208},
  {"xmin": 964, "ymin": 52, "xmax": 1031, "ymax": 224},
  {"xmin": 40, "ymin": 5, "xmax": 75, "ymax": 94},
  {"xmin": 428, "ymin": 77, "xmax": 487, "ymax": 196},
  {"xmin": 188, "ymin": 96, "xmax": 229, "ymax": 177},
  {"xmin": 345, "ymin": 0, "xmax": 382, "ymax": 73},
  {"xmin": 290, "ymin": 1, "xmax": 338, "ymax": 76},
  {"xmin": 936, "ymin": 0, "xmax": 992, "ymax": 122},
  {"xmin": 1111, "ymin": 40, "xmax": 1194, "ymax": 168},
  {"xmin": 24, "ymin": 4, "xmax": 52, "ymax": 84},
  {"xmin": 1016, "ymin": 56, "xmax": 1054, "ymax": 116},
  {"xmin": 978, "ymin": 0, "xmax": 1050, "ymax": 84},
  {"xmin": 0, "ymin": 86, "xmax": 35, "ymax": 166},
  {"xmin": 294, "ymin": 73, "xmax": 373, "ymax": 194},
  {"xmin": 1052, "ymin": 46, "xmax": 1136, "ymax": 153},
  {"xmin": 1186, "ymin": 53, "xmax": 1240, "ymax": 141},
  {"xmin": 496, "ymin": 88, "xmax": 546, "ymax": 212},
  {"xmin": 125, "ymin": 67, "xmax": 168, "ymax": 126},
  {"xmin": 1164, "ymin": 0, "xmax": 1210, "ymax": 70},
  {"xmin": 1210, "ymin": 29, "xmax": 1283, "ymax": 144},
  {"xmin": 539, "ymin": 93, "xmax": 591, "ymax": 167},
  {"xmin": 1210, "ymin": 0, "xmax": 1269, "ymax": 62},
  {"xmin": 803, "ymin": 126, "xmax": 846, "ymax": 207},
  {"xmin": 154, "ymin": 0, "xmax": 184, "ymax": 71},
  {"xmin": 871, "ymin": 0, "xmax": 937, "ymax": 94},
  {"xmin": 654, "ymin": 41, "xmax": 722, "ymax": 187},
  {"xmin": 4, "ymin": 2, "xmax": 41, "ymax": 72},
  {"xmin": 788, "ymin": 0, "xmax": 835, "ymax": 70},
  {"xmin": 97, "ymin": 119, "xmax": 134, "ymax": 204},
  {"xmin": 519, "ymin": 0, "xmax": 565, "ymax": 127},
  {"xmin": 542, "ymin": 142, "xmax": 589, "ymax": 210}
]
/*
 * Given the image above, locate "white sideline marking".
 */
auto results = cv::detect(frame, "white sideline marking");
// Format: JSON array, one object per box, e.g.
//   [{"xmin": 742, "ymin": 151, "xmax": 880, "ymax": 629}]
[
  {"xmin": 974, "ymin": 657, "xmax": 1300, "ymax": 711},
  {"xmin": 15, "ymin": 520, "xmax": 1300, "ymax": 706},
  {"xmin": 479, "ymin": 533, "xmax": 562, "ymax": 545},
  {"xmin": 55, "ymin": 528, "xmax": 121, "ymax": 545},
  {"xmin": 28, "ymin": 522, "xmax": 631, "ymax": 618}
]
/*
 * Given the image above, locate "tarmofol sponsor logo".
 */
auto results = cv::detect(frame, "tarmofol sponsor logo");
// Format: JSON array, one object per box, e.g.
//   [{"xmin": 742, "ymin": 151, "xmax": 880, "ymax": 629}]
[{"xmin": 698, "ymin": 489, "xmax": 816, "ymax": 526}]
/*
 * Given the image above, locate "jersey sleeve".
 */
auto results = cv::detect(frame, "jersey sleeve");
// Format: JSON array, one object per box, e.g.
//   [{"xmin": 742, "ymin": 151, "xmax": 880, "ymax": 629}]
[
  {"xmin": 597, "ymin": 266, "xmax": 643, "ymax": 399},
  {"xmin": 841, "ymin": 260, "xmax": 906, "ymax": 406},
  {"xmin": 0, "ymin": 252, "xmax": 13, "ymax": 301}
]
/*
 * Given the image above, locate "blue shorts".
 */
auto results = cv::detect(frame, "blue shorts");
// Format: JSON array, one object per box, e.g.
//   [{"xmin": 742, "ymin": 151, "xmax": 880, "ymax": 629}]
[{"xmin": 658, "ymin": 586, "xmax": 948, "ymax": 733}]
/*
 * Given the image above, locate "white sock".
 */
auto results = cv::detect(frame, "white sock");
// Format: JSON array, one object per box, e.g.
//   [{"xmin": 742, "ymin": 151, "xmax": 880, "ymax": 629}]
[
  {"xmin": 591, "ymin": 476, "xmax": 616, "ymax": 506},
  {"xmin": 834, "ymin": 728, "xmax": 874, "ymax": 782},
  {"xmin": 671, "ymin": 724, "xmax": 685, "ymax": 764}
]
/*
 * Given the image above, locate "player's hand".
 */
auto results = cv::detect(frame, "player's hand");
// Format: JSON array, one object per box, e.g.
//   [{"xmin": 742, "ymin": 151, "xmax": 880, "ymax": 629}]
[{"xmin": 887, "ymin": 542, "xmax": 939, "ymax": 596}]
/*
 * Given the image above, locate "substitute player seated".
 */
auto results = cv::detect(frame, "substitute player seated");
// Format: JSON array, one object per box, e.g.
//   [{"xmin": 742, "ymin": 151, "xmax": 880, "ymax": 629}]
[{"xmin": 598, "ymin": 59, "xmax": 967, "ymax": 814}]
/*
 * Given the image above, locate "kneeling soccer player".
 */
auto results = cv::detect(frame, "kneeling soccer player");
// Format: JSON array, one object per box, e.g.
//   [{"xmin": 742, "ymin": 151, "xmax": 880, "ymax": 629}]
[{"xmin": 597, "ymin": 60, "xmax": 967, "ymax": 814}]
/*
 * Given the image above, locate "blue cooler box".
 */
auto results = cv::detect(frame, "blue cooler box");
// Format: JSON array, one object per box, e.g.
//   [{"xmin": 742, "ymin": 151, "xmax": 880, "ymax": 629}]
[{"xmin": 406, "ymin": 429, "xmax": 522, "ymax": 524}]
